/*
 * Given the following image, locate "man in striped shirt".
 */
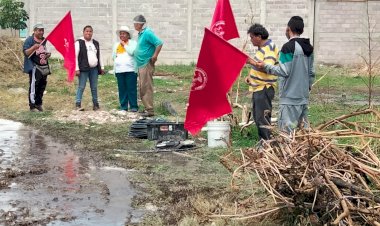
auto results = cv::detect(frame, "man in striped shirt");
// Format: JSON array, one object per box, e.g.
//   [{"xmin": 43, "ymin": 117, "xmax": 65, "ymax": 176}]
[{"xmin": 246, "ymin": 23, "xmax": 279, "ymax": 141}]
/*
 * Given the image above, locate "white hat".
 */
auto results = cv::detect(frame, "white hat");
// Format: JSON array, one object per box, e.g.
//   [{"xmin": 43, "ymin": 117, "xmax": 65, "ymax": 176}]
[
  {"xmin": 116, "ymin": 25, "xmax": 132, "ymax": 38},
  {"xmin": 33, "ymin": 23, "xmax": 44, "ymax": 30}
]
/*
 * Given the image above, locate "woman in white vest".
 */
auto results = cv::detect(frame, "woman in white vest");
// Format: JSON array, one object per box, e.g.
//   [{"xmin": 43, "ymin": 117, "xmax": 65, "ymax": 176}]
[{"xmin": 112, "ymin": 26, "xmax": 138, "ymax": 112}]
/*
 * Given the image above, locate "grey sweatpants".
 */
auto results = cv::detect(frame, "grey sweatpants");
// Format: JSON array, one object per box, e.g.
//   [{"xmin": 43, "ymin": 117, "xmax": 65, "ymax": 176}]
[{"xmin": 278, "ymin": 104, "xmax": 309, "ymax": 134}]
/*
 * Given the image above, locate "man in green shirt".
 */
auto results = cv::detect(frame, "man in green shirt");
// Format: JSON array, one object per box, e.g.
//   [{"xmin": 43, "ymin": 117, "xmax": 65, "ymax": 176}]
[{"xmin": 133, "ymin": 15, "xmax": 163, "ymax": 117}]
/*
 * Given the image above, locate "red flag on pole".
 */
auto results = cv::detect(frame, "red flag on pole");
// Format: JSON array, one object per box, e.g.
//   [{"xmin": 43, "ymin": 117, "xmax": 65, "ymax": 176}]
[
  {"xmin": 45, "ymin": 11, "xmax": 76, "ymax": 82},
  {"xmin": 210, "ymin": 0, "xmax": 239, "ymax": 41},
  {"xmin": 184, "ymin": 28, "xmax": 247, "ymax": 135}
]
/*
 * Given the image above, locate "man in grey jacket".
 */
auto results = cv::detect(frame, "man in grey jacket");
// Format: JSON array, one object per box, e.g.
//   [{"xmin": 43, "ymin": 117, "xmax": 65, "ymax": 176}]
[{"xmin": 257, "ymin": 16, "xmax": 315, "ymax": 133}]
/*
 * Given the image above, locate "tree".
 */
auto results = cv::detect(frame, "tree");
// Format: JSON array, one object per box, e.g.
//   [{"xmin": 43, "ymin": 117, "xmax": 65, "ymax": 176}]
[
  {"xmin": 359, "ymin": 0, "xmax": 379, "ymax": 108},
  {"xmin": 0, "ymin": 0, "xmax": 29, "ymax": 37}
]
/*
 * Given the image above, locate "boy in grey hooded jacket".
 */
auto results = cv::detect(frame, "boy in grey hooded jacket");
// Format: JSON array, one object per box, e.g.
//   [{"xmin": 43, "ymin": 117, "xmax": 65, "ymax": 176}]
[{"xmin": 258, "ymin": 16, "xmax": 315, "ymax": 133}]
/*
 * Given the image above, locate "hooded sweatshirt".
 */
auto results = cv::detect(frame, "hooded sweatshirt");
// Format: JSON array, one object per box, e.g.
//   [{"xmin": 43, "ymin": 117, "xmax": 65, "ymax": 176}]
[{"xmin": 264, "ymin": 38, "xmax": 315, "ymax": 105}]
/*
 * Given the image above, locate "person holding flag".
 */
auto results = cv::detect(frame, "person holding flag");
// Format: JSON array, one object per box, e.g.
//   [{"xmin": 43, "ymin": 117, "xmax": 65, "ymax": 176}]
[
  {"xmin": 245, "ymin": 24, "xmax": 279, "ymax": 141},
  {"xmin": 23, "ymin": 23, "xmax": 51, "ymax": 112}
]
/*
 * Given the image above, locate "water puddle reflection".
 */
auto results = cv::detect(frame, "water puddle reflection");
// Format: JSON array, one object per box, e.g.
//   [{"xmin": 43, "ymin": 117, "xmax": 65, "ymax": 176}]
[{"xmin": 0, "ymin": 119, "xmax": 144, "ymax": 225}]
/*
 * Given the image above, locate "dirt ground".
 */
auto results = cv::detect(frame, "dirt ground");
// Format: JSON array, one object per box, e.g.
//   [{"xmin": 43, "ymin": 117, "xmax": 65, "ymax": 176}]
[{"xmin": 0, "ymin": 111, "xmax": 242, "ymax": 226}]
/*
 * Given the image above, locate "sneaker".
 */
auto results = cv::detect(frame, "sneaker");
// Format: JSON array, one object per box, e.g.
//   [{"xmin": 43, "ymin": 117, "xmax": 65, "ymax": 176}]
[
  {"xmin": 35, "ymin": 105, "xmax": 43, "ymax": 112},
  {"xmin": 93, "ymin": 103, "xmax": 100, "ymax": 111},
  {"xmin": 76, "ymin": 103, "xmax": 84, "ymax": 111},
  {"xmin": 130, "ymin": 108, "xmax": 138, "ymax": 112}
]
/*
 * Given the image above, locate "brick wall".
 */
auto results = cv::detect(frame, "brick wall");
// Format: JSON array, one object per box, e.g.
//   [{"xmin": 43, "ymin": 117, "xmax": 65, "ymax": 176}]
[{"xmin": 19, "ymin": 0, "xmax": 380, "ymax": 66}]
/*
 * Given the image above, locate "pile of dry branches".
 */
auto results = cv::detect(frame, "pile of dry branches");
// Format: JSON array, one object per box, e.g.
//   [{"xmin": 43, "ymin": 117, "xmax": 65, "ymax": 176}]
[{"xmin": 221, "ymin": 109, "xmax": 380, "ymax": 225}]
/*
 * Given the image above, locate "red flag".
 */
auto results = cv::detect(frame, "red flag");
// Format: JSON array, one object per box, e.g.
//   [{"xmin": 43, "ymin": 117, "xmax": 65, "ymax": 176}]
[
  {"xmin": 210, "ymin": 0, "xmax": 239, "ymax": 41},
  {"xmin": 46, "ymin": 11, "xmax": 76, "ymax": 82},
  {"xmin": 184, "ymin": 28, "xmax": 247, "ymax": 135}
]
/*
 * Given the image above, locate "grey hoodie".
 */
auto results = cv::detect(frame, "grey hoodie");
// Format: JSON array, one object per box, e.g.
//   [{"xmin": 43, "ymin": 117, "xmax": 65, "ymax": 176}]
[{"xmin": 264, "ymin": 38, "xmax": 315, "ymax": 105}]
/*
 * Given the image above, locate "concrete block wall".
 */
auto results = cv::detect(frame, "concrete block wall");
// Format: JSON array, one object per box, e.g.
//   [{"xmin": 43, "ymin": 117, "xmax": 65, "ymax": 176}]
[
  {"xmin": 315, "ymin": 0, "xmax": 380, "ymax": 66},
  {"xmin": 315, "ymin": 0, "xmax": 365, "ymax": 65},
  {"xmin": 19, "ymin": 0, "xmax": 380, "ymax": 66},
  {"xmin": 261, "ymin": 0, "xmax": 311, "ymax": 52}
]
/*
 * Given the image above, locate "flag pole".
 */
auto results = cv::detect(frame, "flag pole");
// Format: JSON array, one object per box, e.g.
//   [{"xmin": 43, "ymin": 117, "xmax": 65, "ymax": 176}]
[
  {"xmin": 233, "ymin": 36, "xmax": 249, "ymax": 106},
  {"xmin": 27, "ymin": 38, "xmax": 47, "ymax": 58},
  {"xmin": 27, "ymin": 10, "xmax": 71, "ymax": 58}
]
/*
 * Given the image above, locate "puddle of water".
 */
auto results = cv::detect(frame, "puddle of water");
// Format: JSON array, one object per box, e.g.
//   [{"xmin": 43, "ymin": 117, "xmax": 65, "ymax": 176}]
[{"xmin": 0, "ymin": 119, "xmax": 144, "ymax": 225}]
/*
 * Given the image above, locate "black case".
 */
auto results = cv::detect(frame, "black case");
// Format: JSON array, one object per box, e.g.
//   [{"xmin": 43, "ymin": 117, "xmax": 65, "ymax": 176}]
[{"xmin": 147, "ymin": 122, "xmax": 188, "ymax": 141}]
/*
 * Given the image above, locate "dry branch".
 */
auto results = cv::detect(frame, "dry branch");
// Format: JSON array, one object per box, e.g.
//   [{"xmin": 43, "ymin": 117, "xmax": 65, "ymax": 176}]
[{"xmin": 220, "ymin": 109, "xmax": 380, "ymax": 225}]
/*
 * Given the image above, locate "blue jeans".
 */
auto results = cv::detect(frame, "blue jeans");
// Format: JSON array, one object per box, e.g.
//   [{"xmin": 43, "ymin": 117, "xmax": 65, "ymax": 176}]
[{"xmin": 75, "ymin": 68, "xmax": 99, "ymax": 104}]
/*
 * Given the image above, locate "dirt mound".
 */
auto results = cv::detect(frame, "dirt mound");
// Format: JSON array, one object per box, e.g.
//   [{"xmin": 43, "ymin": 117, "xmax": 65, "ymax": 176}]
[
  {"xmin": 0, "ymin": 36, "xmax": 24, "ymax": 79},
  {"xmin": 54, "ymin": 109, "xmax": 140, "ymax": 125}
]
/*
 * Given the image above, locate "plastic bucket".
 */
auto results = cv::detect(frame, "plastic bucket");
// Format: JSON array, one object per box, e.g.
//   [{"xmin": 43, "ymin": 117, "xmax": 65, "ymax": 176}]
[{"xmin": 207, "ymin": 121, "xmax": 230, "ymax": 148}]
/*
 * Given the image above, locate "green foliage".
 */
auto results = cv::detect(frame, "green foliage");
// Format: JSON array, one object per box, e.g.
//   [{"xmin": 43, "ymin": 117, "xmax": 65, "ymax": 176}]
[
  {"xmin": 308, "ymin": 104, "xmax": 348, "ymax": 126},
  {"xmin": 231, "ymin": 124, "xmax": 259, "ymax": 148},
  {"xmin": 0, "ymin": 0, "xmax": 29, "ymax": 32}
]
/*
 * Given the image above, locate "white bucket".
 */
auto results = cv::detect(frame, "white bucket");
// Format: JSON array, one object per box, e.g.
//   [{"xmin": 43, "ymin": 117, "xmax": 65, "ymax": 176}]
[{"xmin": 207, "ymin": 121, "xmax": 230, "ymax": 148}]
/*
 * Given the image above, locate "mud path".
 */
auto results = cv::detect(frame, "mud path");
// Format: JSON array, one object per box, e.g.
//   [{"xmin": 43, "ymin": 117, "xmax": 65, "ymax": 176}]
[{"xmin": 0, "ymin": 119, "xmax": 144, "ymax": 225}]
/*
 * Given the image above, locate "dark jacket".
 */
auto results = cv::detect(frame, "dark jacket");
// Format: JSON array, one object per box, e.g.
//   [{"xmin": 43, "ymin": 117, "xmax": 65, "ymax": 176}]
[{"xmin": 77, "ymin": 39, "xmax": 101, "ymax": 73}]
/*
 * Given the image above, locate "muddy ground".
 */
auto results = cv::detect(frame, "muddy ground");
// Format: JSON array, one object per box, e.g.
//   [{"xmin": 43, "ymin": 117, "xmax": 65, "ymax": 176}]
[
  {"xmin": 0, "ymin": 112, "xmax": 237, "ymax": 226},
  {"xmin": 0, "ymin": 119, "xmax": 145, "ymax": 225}
]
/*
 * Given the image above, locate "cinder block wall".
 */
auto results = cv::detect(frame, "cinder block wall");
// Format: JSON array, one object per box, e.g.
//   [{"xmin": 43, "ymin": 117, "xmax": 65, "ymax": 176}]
[
  {"xmin": 315, "ymin": 0, "xmax": 380, "ymax": 66},
  {"xmin": 20, "ymin": 0, "xmax": 380, "ymax": 67}
]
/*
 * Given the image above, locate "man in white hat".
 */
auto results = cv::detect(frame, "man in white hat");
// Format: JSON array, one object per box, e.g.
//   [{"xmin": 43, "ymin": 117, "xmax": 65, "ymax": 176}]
[
  {"xmin": 23, "ymin": 23, "xmax": 51, "ymax": 112},
  {"xmin": 133, "ymin": 14, "xmax": 163, "ymax": 117},
  {"xmin": 112, "ymin": 26, "xmax": 138, "ymax": 112}
]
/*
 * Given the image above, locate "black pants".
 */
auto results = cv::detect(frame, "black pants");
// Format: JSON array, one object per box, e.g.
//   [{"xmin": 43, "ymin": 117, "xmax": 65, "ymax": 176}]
[
  {"xmin": 28, "ymin": 68, "xmax": 48, "ymax": 109},
  {"xmin": 252, "ymin": 86, "xmax": 275, "ymax": 140}
]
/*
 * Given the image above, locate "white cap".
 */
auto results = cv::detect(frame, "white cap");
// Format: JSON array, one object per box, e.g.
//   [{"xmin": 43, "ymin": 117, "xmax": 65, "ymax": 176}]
[{"xmin": 33, "ymin": 23, "xmax": 44, "ymax": 30}]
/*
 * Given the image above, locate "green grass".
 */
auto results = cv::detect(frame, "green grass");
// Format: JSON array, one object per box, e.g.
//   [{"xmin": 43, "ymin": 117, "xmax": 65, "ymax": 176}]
[
  {"xmin": 314, "ymin": 65, "xmax": 380, "ymax": 92},
  {"xmin": 231, "ymin": 125, "xmax": 259, "ymax": 147},
  {"xmin": 156, "ymin": 64, "xmax": 195, "ymax": 79},
  {"xmin": 308, "ymin": 104, "xmax": 349, "ymax": 126}
]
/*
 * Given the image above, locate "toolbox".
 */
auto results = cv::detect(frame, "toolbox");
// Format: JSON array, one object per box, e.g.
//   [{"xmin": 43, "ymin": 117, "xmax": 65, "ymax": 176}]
[{"xmin": 147, "ymin": 122, "xmax": 188, "ymax": 141}]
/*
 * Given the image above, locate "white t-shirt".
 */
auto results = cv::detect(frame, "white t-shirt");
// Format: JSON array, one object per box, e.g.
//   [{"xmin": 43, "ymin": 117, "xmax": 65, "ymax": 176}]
[
  {"xmin": 112, "ymin": 40, "xmax": 137, "ymax": 73},
  {"xmin": 75, "ymin": 37, "xmax": 103, "ymax": 71}
]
